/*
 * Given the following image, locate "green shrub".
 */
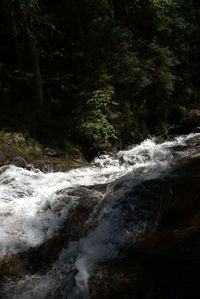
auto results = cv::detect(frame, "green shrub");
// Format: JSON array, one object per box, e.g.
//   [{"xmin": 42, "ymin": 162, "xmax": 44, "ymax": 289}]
[{"xmin": 80, "ymin": 90, "xmax": 118, "ymax": 144}]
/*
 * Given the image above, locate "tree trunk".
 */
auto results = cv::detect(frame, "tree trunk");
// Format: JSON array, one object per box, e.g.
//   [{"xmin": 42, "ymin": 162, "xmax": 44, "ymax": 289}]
[
  {"xmin": 11, "ymin": 9, "xmax": 24, "ymax": 80},
  {"xmin": 1, "ymin": 0, "xmax": 24, "ymax": 86},
  {"xmin": 25, "ymin": 18, "xmax": 43, "ymax": 107},
  {"xmin": 17, "ymin": 2, "xmax": 43, "ymax": 107}
]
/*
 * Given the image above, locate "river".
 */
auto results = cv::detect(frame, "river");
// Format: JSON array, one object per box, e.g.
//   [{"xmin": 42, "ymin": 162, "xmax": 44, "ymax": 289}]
[{"xmin": 0, "ymin": 133, "xmax": 200, "ymax": 298}]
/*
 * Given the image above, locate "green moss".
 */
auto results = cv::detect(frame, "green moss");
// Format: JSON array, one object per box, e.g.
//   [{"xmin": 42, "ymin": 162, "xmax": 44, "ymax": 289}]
[{"xmin": 0, "ymin": 130, "xmax": 42, "ymax": 154}]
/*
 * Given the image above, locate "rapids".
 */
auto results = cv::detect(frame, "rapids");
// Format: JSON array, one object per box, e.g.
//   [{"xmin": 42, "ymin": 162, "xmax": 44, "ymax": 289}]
[{"xmin": 0, "ymin": 133, "xmax": 200, "ymax": 298}]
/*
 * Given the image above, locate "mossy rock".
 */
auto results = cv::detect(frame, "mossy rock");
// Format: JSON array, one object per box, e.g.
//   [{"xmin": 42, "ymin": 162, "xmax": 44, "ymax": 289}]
[{"xmin": 0, "ymin": 131, "xmax": 89, "ymax": 171}]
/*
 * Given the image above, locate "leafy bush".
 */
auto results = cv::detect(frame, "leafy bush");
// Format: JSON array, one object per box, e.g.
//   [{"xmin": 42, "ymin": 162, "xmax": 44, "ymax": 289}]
[{"xmin": 80, "ymin": 90, "xmax": 118, "ymax": 144}]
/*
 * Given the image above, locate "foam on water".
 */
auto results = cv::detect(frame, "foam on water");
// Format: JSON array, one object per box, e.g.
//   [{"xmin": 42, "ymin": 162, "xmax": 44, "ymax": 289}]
[{"xmin": 0, "ymin": 133, "xmax": 200, "ymax": 298}]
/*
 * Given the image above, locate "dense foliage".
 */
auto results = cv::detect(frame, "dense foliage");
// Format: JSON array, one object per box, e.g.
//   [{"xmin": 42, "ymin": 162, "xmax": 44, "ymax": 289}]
[{"xmin": 0, "ymin": 0, "xmax": 199, "ymax": 155}]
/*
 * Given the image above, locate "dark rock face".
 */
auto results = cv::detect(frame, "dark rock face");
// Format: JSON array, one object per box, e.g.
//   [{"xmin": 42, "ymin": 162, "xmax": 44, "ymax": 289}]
[{"xmin": 90, "ymin": 152, "xmax": 200, "ymax": 299}]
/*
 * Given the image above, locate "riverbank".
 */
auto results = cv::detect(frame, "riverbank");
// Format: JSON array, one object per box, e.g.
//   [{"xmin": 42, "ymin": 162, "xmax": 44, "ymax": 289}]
[{"xmin": 0, "ymin": 131, "xmax": 89, "ymax": 172}]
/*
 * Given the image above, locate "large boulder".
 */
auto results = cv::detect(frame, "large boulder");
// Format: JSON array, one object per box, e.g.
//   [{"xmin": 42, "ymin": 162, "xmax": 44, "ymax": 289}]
[{"xmin": 90, "ymin": 151, "xmax": 200, "ymax": 299}]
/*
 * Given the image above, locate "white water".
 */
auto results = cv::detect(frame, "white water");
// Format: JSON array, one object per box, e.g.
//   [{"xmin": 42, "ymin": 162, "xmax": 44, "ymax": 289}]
[{"xmin": 0, "ymin": 133, "xmax": 200, "ymax": 298}]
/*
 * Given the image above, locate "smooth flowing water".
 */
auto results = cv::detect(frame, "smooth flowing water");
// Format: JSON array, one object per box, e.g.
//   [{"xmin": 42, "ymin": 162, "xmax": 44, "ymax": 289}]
[{"xmin": 0, "ymin": 133, "xmax": 200, "ymax": 298}]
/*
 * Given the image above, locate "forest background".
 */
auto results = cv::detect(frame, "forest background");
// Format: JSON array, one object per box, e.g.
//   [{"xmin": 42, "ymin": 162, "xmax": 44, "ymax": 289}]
[{"xmin": 0, "ymin": 0, "xmax": 199, "ymax": 157}]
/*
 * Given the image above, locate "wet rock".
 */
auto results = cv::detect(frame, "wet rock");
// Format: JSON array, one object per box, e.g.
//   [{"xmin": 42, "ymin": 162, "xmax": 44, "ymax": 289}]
[
  {"xmin": 0, "ymin": 254, "xmax": 23, "ymax": 277},
  {"xmin": 90, "ymin": 152, "xmax": 200, "ymax": 299},
  {"xmin": 194, "ymin": 126, "xmax": 200, "ymax": 133},
  {"xmin": 9, "ymin": 156, "xmax": 26, "ymax": 168},
  {"xmin": 0, "ymin": 185, "xmax": 104, "ymax": 283},
  {"xmin": 43, "ymin": 147, "xmax": 64, "ymax": 157}
]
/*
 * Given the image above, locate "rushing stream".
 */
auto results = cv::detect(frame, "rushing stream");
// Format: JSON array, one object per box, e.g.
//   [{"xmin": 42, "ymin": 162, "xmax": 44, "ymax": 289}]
[{"xmin": 0, "ymin": 133, "xmax": 200, "ymax": 298}]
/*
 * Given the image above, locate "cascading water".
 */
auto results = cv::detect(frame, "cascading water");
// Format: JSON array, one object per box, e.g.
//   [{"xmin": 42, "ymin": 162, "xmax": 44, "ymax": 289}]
[{"xmin": 0, "ymin": 133, "xmax": 200, "ymax": 298}]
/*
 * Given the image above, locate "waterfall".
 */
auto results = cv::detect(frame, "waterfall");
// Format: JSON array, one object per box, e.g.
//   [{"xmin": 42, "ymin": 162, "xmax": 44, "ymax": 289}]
[{"xmin": 0, "ymin": 133, "xmax": 200, "ymax": 299}]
